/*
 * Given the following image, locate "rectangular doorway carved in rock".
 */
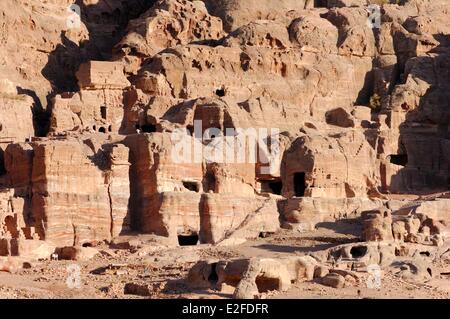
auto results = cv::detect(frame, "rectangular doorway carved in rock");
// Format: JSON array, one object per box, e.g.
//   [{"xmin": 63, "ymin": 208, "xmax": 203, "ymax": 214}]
[
  {"xmin": 141, "ymin": 124, "xmax": 156, "ymax": 133},
  {"xmin": 294, "ymin": 172, "xmax": 306, "ymax": 197},
  {"xmin": 389, "ymin": 154, "xmax": 408, "ymax": 166},
  {"xmin": 100, "ymin": 105, "xmax": 107, "ymax": 119},
  {"xmin": 178, "ymin": 233, "xmax": 199, "ymax": 246},
  {"xmin": 260, "ymin": 179, "xmax": 282, "ymax": 195}
]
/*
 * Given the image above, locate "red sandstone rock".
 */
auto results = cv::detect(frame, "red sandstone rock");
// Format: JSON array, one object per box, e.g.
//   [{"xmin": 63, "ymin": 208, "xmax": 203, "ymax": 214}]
[{"xmin": 0, "ymin": 3, "xmax": 449, "ymax": 300}]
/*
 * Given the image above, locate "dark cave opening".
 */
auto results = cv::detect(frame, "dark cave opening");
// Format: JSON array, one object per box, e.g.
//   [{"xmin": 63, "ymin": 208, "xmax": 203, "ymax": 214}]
[
  {"xmin": 448, "ymin": 171, "xmax": 450, "ymax": 189},
  {"xmin": 314, "ymin": 0, "xmax": 328, "ymax": 8},
  {"xmin": 183, "ymin": 181, "xmax": 200, "ymax": 192},
  {"xmin": 0, "ymin": 149, "xmax": 6, "ymax": 176},
  {"xmin": 178, "ymin": 234, "xmax": 199, "ymax": 246},
  {"xmin": 142, "ymin": 124, "xmax": 156, "ymax": 133},
  {"xmin": 203, "ymin": 171, "xmax": 217, "ymax": 193},
  {"xmin": 260, "ymin": 180, "xmax": 282, "ymax": 195},
  {"xmin": 215, "ymin": 88, "xmax": 225, "ymax": 97},
  {"xmin": 208, "ymin": 263, "xmax": 219, "ymax": 284},
  {"xmin": 294, "ymin": 172, "xmax": 306, "ymax": 197},
  {"xmin": 100, "ymin": 105, "xmax": 107, "ymax": 119},
  {"xmin": 136, "ymin": 124, "xmax": 157, "ymax": 133},
  {"xmin": 255, "ymin": 276, "xmax": 280, "ymax": 293},
  {"xmin": 99, "ymin": 127, "xmax": 106, "ymax": 133},
  {"xmin": 350, "ymin": 246, "xmax": 368, "ymax": 258},
  {"xmin": 389, "ymin": 154, "xmax": 408, "ymax": 166},
  {"xmin": 268, "ymin": 181, "xmax": 282, "ymax": 195},
  {"xmin": 259, "ymin": 232, "xmax": 272, "ymax": 238}
]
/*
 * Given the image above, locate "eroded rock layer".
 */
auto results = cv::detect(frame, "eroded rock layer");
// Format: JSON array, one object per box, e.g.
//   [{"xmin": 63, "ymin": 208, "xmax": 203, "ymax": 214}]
[{"xmin": 0, "ymin": 2, "xmax": 449, "ymax": 299}]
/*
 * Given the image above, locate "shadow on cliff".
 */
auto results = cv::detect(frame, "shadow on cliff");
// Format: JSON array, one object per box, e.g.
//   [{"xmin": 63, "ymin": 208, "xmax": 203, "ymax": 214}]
[
  {"xmin": 32, "ymin": 1, "xmax": 158, "ymax": 239},
  {"xmin": 386, "ymin": 34, "xmax": 450, "ymax": 195},
  {"xmin": 42, "ymin": 0, "xmax": 155, "ymax": 89},
  {"xmin": 38, "ymin": 0, "xmax": 156, "ymax": 137},
  {"xmin": 15, "ymin": 86, "xmax": 48, "ymax": 137}
]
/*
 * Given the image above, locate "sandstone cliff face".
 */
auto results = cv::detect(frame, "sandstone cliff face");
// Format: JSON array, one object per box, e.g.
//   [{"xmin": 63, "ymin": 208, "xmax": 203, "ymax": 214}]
[
  {"xmin": 0, "ymin": 0, "xmax": 88, "ymax": 102},
  {"xmin": 0, "ymin": 0, "xmax": 449, "ymax": 254},
  {"xmin": 0, "ymin": 0, "xmax": 155, "ymax": 100},
  {"xmin": 1, "ymin": 136, "xmax": 131, "ymax": 248}
]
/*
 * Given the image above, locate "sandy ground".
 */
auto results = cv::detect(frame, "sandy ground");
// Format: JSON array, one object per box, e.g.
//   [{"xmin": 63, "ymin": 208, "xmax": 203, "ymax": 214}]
[{"xmin": 0, "ymin": 222, "xmax": 449, "ymax": 299}]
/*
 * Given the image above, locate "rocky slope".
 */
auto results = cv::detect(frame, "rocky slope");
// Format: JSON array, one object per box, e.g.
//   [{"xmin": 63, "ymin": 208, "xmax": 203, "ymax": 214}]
[{"xmin": 0, "ymin": 0, "xmax": 449, "ymax": 299}]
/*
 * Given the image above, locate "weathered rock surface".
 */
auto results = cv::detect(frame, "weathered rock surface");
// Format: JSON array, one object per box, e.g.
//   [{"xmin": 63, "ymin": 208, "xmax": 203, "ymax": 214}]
[{"xmin": 0, "ymin": 0, "xmax": 449, "ymax": 300}]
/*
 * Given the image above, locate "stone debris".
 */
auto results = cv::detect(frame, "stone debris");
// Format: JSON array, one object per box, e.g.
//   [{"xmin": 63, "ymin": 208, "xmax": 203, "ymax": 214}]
[
  {"xmin": 390, "ymin": 259, "xmax": 434, "ymax": 283},
  {"xmin": 363, "ymin": 209, "xmax": 449, "ymax": 246},
  {"xmin": 124, "ymin": 282, "xmax": 153, "ymax": 297},
  {"xmin": 0, "ymin": 0, "xmax": 449, "ymax": 299},
  {"xmin": 0, "ymin": 257, "xmax": 20, "ymax": 273},
  {"xmin": 55, "ymin": 246, "xmax": 99, "ymax": 261}
]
